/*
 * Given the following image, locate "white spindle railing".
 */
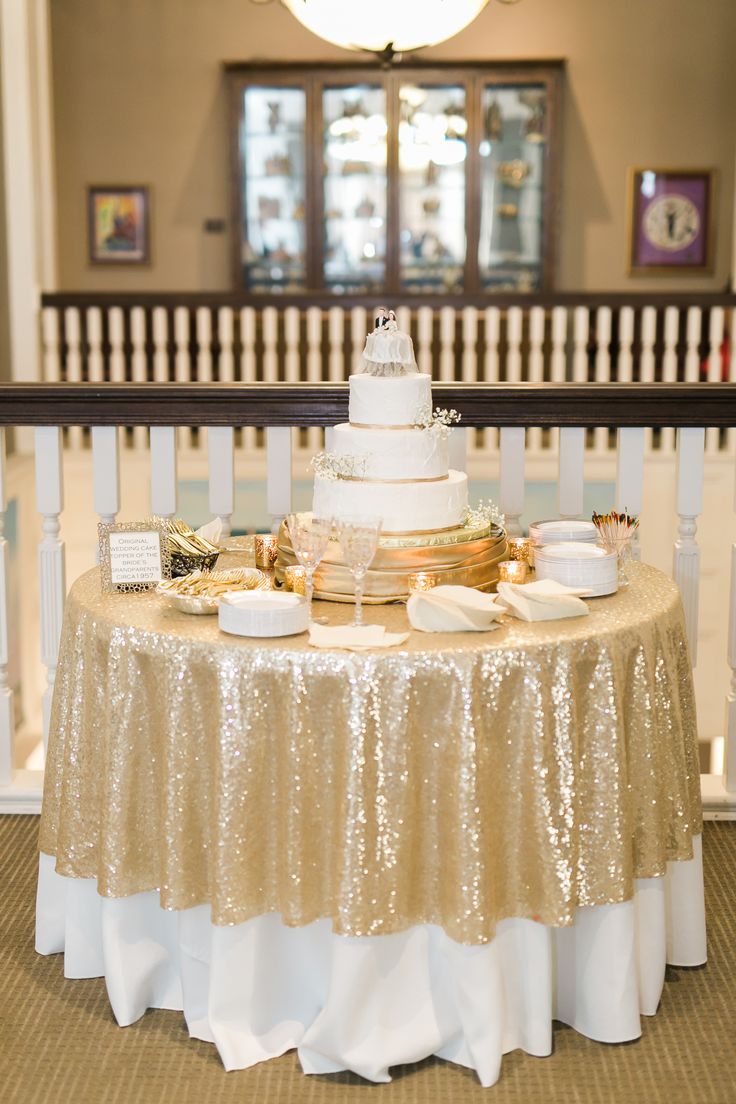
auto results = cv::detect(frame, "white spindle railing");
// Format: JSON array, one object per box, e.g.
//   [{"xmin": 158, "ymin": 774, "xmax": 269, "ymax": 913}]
[
  {"xmin": 0, "ymin": 429, "xmax": 12, "ymax": 786},
  {"xmin": 35, "ymin": 426, "xmax": 66, "ymax": 748},
  {"xmin": 674, "ymin": 427, "xmax": 705, "ymax": 663},
  {"xmin": 1, "ymin": 381, "xmax": 735, "ymax": 812}
]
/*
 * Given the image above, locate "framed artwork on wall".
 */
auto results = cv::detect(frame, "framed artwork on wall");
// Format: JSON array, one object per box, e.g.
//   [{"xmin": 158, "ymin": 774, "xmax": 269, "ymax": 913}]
[
  {"xmin": 627, "ymin": 168, "xmax": 714, "ymax": 275},
  {"xmin": 87, "ymin": 185, "xmax": 150, "ymax": 265}
]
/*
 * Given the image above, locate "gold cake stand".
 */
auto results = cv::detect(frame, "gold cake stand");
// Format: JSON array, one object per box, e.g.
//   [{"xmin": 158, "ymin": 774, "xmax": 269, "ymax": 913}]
[{"xmin": 276, "ymin": 519, "xmax": 508, "ymax": 604}]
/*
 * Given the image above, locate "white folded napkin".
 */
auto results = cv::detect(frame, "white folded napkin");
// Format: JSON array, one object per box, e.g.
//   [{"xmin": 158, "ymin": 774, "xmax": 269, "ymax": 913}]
[
  {"xmin": 308, "ymin": 623, "xmax": 410, "ymax": 651},
  {"xmin": 194, "ymin": 517, "xmax": 223, "ymax": 546},
  {"xmin": 496, "ymin": 578, "xmax": 591, "ymax": 622},
  {"xmin": 407, "ymin": 585, "xmax": 506, "ymax": 633}
]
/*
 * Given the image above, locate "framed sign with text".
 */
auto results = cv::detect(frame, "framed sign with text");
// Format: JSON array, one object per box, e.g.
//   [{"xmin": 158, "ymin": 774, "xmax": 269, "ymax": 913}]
[
  {"xmin": 98, "ymin": 519, "xmax": 172, "ymax": 593},
  {"xmin": 627, "ymin": 168, "xmax": 715, "ymax": 275}
]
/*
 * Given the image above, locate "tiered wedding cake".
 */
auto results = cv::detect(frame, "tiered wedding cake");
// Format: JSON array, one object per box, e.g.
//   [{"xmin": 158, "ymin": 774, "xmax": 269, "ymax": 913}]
[
  {"xmin": 277, "ymin": 310, "xmax": 507, "ymax": 601},
  {"xmin": 312, "ymin": 311, "xmax": 468, "ymax": 535}
]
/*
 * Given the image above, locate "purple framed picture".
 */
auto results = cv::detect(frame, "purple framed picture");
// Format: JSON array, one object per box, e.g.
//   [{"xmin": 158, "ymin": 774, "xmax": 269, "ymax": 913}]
[{"xmin": 627, "ymin": 168, "xmax": 714, "ymax": 275}]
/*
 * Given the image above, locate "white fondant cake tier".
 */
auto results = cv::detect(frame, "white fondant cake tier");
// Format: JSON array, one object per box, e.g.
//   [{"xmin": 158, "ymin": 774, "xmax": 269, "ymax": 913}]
[
  {"xmin": 348, "ymin": 373, "xmax": 431, "ymax": 428},
  {"xmin": 313, "ymin": 470, "xmax": 468, "ymax": 534},
  {"xmin": 331, "ymin": 423, "xmax": 449, "ymax": 481}
]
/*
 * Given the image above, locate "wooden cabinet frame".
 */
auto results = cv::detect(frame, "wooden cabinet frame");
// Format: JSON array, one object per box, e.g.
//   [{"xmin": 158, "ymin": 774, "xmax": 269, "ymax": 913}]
[{"xmin": 225, "ymin": 60, "xmax": 564, "ymax": 298}]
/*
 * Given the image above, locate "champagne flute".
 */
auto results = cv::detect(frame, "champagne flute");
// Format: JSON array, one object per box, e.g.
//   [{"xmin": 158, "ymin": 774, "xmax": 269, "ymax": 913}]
[
  {"xmin": 338, "ymin": 516, "xmax": 382, "ymax": 627},
  {"xmin": 285, "ymin": 513, "xmax": 332, "ymax": 623}
]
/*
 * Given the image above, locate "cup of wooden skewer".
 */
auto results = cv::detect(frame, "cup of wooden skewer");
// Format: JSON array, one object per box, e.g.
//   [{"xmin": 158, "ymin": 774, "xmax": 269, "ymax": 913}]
[{"xmin": 591, "ymin": 510, "xmax": 639, "ymax": 587}]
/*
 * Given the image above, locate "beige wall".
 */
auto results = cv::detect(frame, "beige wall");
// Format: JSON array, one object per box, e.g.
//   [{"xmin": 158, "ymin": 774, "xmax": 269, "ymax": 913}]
[
  {"xmin": 0, "ymin": 49, "xmax": 11, "ymax": 380},
  {"xmin": 50, "ymin": 0, "xmax": 736, "ymax": 292}
]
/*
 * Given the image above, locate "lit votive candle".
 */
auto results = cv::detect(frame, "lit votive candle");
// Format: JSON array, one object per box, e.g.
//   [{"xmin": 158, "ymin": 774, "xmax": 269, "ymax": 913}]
[
  {"xmin": 284, "ymin": 565, "xmax": 307, "ymax": 596},
  {"xmin": 507, "ymin": 537, "xmax": 532, "ymax": 564},
  {"xmin": 408, "ymin": 571, "xmax": 438, "ymax": 593},
  {"xmin": 498, "ymin": 560, "xmax": 528, "ymax": 584},
  {"xmin": 255, "ymin": 533, "xmax": 279, "ymax": 569}
]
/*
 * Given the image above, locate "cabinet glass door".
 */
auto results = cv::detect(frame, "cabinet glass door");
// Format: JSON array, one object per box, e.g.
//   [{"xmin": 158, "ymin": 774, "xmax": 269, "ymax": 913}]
[
  {"xmin": 240, "ymin": 86, "xmax": 306, "ymax": 292},
  {"xmin": 478, "ymin": 84, "xmax": 547, "ymax": 292},
  {"xmin": 322, "ymin": 85, "xmax": 387, "ymax": 293},
  {"xmin": 398, "ymin": 84, "xmax": 467, "ymax": 293}
]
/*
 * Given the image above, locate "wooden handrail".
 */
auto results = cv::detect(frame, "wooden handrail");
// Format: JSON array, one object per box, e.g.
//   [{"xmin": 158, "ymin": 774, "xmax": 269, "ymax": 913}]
[
  {"xmin": 40, "ymin": 291, "xmax": 736, "ymax": 310},
  {"xmin": 2, "ymin": 383, "xmax": 736, "ymax": 428}
]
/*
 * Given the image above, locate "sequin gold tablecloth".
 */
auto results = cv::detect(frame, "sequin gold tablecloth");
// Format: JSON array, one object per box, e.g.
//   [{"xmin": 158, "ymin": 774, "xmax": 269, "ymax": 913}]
[{"xmin": 39, "ymin": 560, "xmax": 702, "ymax": 945}]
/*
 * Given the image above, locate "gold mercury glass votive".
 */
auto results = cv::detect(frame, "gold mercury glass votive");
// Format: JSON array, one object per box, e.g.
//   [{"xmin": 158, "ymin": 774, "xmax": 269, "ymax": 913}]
[
  {"xmin": 507, "ymin": 537, "xmax": 532, "ymax": 564},
  {"xmin": 498, "ymin": 560, "xmax": 528, "ymax": 584},
  {"xmin": 408, "ymin": 571, "xmax": 438, "ymax": 593},
  {"xmin": 254, "ymin": 533, "xmax": 279, "ymax": 569},
  {"xmin": 284, "ymin": 565, "xmax": 307, "ymax": 596}
]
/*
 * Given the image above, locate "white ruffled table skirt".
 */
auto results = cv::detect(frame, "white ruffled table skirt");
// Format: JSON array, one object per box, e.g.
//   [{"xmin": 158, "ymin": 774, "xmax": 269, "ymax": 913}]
[{"xmin": 36, "ymin": 840, "xmax": 706, "ymax": 1088}]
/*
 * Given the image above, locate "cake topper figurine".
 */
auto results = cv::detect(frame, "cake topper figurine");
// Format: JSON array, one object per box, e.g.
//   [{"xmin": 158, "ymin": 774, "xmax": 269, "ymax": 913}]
[{"xmin": 360, "ymin": 307, "xmax": 418, "ymax": 377}]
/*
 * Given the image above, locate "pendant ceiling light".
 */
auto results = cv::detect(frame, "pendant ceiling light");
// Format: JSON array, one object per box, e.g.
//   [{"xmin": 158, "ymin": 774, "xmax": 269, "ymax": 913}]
[{"xmin": 279, "ymin": 0, "xmax": 491, "ymax": 53}]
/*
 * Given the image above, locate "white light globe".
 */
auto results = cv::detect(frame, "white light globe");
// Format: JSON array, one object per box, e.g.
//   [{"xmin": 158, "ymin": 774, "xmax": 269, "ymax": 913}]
[{"xmin": 281, "ymin": 0, "xmax": 491, "ymax": 53}]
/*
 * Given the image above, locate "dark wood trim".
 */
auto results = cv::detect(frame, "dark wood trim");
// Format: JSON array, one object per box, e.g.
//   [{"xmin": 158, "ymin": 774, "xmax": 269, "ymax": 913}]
[
  {"xmin": 41, "ymin": 291, "xmax": 736, "ymax": 309},
  {"xmin": 222, "ymin": 60, "xmax": 568, "ymax": 75},
  {"xmin": 2, "ymin": 383, "xmax": 736, "ymax": 428}
]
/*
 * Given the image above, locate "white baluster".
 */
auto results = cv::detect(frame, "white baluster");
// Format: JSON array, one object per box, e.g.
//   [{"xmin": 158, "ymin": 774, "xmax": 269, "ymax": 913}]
[
  {"xmin": 150, "ymin": 426, "xmax": 178, "ymax": 518},
  {"xmin": 92, "ymin": 427, "xmax": 120, "ymax": 529},
  {"xmin": 208, "ymin": 427, "xmax": 234, "ymax": 538},
  {"xmin": 483, "ymin": 307, "xmax": 501, "ymax": 453},
  {"xmin": 306, "ymin": 305, "xmax": 321, "ymax": 383},
  {"xmin": 109, "ymin": 306, "xmax": 126, "ymax": 383},
  {"xmin": 351, "ymin": 307, "xmax": 368, "ymax": 374},
  {"xmin": 506, "ymin": 306, "xmax": 523, "ymax": 383},
  {"xmin": 661, "ymin": 307, "xmax": 679, "ymax": 453},
  {"xmin": 499, "ymin": 427, "xmax": 525, "ymax": 537},
  {"xmin": 617, "ymin": 307, "xmax": 634, "ymax": 383},
  {"xmin": 35, "ymin": 426, "xmax": 66, "ymax": 748},
  {"xmin": 572, "ymin": 307, "xmax": 589, "ymax": 384},
  {"xmin": 152, "ymin": 308, "xmax": 169, "ymax": 384},
  {"xmin": 240, "ymin": 307, "xmax": 257, "ymax": 381},
  {"xmin": 284, "ymin": 306, "xmax": 300, "ymax": 384},
  {"xmin": 558, "ymin": 427, "xmax": 585, "ymax": 518},
  {"xmin": 417, "ymin": 306, "xmax": 433, "ymax": 377},
  {"xmin": 640, "ymin": 306, "xmax": 657, "ymax": 453},
  {"xmin": 615, "ymin": 427, "xmax": 645, "ymax": 560},
  {"xmin": 131, "ymin": 307, "xmax": 148, "ymax": 450},
  {"xmin": 439, "ymin": 306, "xmax": 455, "ymax": 381},
  {"xmin": 174, "ymin": 307, "xmax": 191, "ymax": 450},
  {"xmin": 684, "ymin": 307, "xmax": 702, "ymax": 383},
  {"xmin": 724, "ymin": 541, "xmax": 736, "ymax": 792},
  {"xmin": 528, "ymin": 306, "xmax": 545, "ymax": 454},
  {"xmin": 0, "ymin": 431, "xmax": 14, "ymax": 785},
  {"xmin": 87, "ymin": 307, "xmax": 104, "ymax": 384},
  {"xmin": 266, "ymin": 426, "xmax": 292, "ymax": 533},
  {"xmin": 41, "ymin": 307, "xmax": 61, "ymax": 382},
  {"xmin": 593, "ymin": 307, "xmax": 612, "ymax": 454},
  {"xmin": 395, "ymin": 306, "xmax": 411, "ymax": 337},
  {"xmin": 706, "ymin": 307, "xmax": 725, "ymax": 455},
  {"xmin": 240, "ymin": 307, "xmax": 257, "ymax": 454},
  {"xmin": 328, "ymin": 307, "xmax": 344, "ymax": 383},
  {"xmin": 263, "ymin": 306, "xmax": 278, "ymax": 383},
  {"xmin": 196, "ymin": 306, "xmax": 212, "ymax": 465},
  {"xmin": 550, "ymin": 306, "xmax": 567, "ymax": 383},
  {"xmin": 218, "ymin": 307, "xmax": 235, "ymax": 384},
  {"xmin": 306, "ymin": 308, "xmax": 323, "ymax": 453},
  {"xmin": 65, "ymin": 307, "xmax": 83, "ymax": 449},
  {"xmin": 674, "ymin": 426, "xmax": 705, "ymax": 664},
  {"xmin": 461, "ymin": 307, "xmax": 478, "ymax": 383}
]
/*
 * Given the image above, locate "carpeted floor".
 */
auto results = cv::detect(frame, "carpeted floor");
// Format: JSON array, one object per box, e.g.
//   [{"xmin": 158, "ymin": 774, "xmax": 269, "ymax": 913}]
[{"xmin": 2, "ymin": 816, "xmax": 735, "ymax": 1104}]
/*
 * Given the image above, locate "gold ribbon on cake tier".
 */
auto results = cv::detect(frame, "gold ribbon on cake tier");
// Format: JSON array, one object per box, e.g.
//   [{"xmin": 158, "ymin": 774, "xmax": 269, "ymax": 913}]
[
  {"xmin": 39, "ymin": 562, "xmax": 702, "ymax": 944},
  {"xmin": 276, "ymin": 521, "xmax": 508, "ymax": 602}
]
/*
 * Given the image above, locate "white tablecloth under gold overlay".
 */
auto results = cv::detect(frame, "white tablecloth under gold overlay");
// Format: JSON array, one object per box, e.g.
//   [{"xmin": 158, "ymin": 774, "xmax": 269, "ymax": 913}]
[{"xmin": 36, "ymin": 560, "xmax": 705, "ymax": 1087}]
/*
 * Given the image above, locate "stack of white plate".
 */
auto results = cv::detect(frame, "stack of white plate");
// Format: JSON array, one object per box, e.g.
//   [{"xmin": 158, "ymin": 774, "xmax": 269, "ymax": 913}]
[
  {"xmin": 534, "ymin": 541, "xmax": 618, "ymax": 597},
  {"xmin": 529, "ymin": 519, "xmax": 599, "ymax": 547}
]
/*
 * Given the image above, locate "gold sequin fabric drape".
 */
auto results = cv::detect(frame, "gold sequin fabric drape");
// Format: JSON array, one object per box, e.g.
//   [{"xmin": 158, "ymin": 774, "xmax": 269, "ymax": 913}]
[{"xmin": 39, "ymin": 562, "xmax": 702, "ymax": 944}]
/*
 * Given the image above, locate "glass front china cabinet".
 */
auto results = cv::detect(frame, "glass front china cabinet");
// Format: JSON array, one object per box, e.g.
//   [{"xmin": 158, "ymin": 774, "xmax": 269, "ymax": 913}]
[{"xmin": 226, "ymin": 62, "xmax": 563, "ymax": 296}]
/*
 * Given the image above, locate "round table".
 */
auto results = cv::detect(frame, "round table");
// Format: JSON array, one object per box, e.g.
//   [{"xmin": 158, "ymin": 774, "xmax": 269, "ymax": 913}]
[{"xmin": 36, "ymin": 559, "xmax": 705, "ymax": 1086}]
